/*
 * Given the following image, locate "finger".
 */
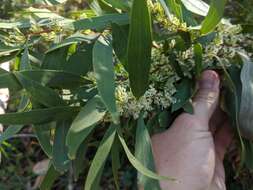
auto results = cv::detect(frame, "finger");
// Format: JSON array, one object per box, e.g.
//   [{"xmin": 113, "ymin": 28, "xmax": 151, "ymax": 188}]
[
  {"xmin": 192, "ymin": 70, "xmax": 220, "ymax": 121},
  {"xmin": 214, "ymin": 121, "xmax": 234, "ymax": 161}
]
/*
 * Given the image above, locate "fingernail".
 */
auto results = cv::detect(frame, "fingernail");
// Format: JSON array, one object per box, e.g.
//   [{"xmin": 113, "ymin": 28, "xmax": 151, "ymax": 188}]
[{"xmin": 199, "ymin": 70, "xmax": 220, "ymax": 90}]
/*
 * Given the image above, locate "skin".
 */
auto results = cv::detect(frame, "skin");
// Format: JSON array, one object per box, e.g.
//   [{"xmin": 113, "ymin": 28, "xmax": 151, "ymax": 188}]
[{"xmin": 151, "ymin": 70, "xmax": 233, "ymax": 190}]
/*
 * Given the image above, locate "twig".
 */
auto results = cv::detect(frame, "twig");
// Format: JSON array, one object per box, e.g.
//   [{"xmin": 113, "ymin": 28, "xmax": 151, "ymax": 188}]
[{"xmin": 10, "ymin": 134, "xmax": 37, "ymax": 139}]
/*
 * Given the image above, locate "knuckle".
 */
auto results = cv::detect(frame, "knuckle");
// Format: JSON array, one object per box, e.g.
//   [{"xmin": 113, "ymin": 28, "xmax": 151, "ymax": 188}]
[{"xmin": 194, "ymin": 90, "xmax": 219, "ymax": 104}]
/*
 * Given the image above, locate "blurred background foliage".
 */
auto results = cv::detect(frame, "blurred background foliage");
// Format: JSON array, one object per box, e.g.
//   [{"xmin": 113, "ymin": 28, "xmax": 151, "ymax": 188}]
[{"xmin": 0, "ymin": 0, "xmax": 253, "ymax": 189}]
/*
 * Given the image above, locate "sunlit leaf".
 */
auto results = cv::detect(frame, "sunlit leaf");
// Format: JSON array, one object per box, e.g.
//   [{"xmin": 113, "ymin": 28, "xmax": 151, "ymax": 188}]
[
  {"xmin": 181, "ymin": 0, "xmax": 209, "ymax": 16},
  {"xmin": 85, "ymin": 124, "xmax": 117, "ymax": 190},
  {"xmin": 135, "ymin": 115, "xmax": 161, "ymax": 190},
  {"xmin": 66, "ymin": 96, "xmax": 106, "ymax": 159},
  {"xmin": 201, "ymin": 0, "xmax": 227, "ymax": 34},
  {"xmin": 117, "ymin": 128, "xmax": 174, "ymax": 181},
  {"xmin": 93, "ymin": 36, "xmax": 119, "ymax": 123}
]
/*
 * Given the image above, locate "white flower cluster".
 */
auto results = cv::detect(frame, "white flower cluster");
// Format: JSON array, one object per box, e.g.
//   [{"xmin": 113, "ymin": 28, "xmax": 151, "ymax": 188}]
[
  {"xmin": 115, "ymin": 83, "xmax": 177, "ymax": 119},
  {"xmin": 114, "ymin": 48, "xmax": 178, "ymax": 119}
]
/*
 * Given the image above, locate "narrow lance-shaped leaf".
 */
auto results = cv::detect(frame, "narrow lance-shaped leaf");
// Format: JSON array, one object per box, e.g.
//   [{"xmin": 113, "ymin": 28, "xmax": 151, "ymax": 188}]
[
  {"xmin": 171, "ymin": 79, "xmax": 193, "ymax": 112},
  {"xmin": 103, "ymin": 0, "xmax": 130, "ymax": 11},
  {"xmin": 0, "ymin": 72, "xmax": 22, "ymax": 91},
  {"xmin": 0, "ymin": 125, "xmax": 24, "ymax": 144},
  {"xmin": 111, "ymin": 137, "xmax": 121, "ymax": 190},
  {"xmin": 52, "ymin": 121, "xmax": 70, "ymax": 172},
  {"xmin": 112, "ymin": 23, "xmax": 129, "ymax": 65},
  {"xmin": 127, "ymin": 0, "xmax": 152, "ymax": 98},
  {"xmin": 244, "ymin": 139, "xmax": 253, "ymax": 172},
  {"xmin": 238, "ymin": 52, "xmax": 253, "ymax": 140},
  {"xmin": 20, "ymin": 46, "xmax": 32, "ymax": 70},
  {"xmin": 201, "ymin": 0, "xmax": 227, "ymax": 34},
  {"xmin": 66, "ymin": 96, "xmax": 106, "ymax": 159},
  {"xmin": 0, "ymin": 106, "xmax": 80, "ymax": 125},
  {"xmin": 14, "ymin": 72, "xmax": 65, "ymax": 107},
  {"xmin": 34, "ymin": 123, "xmax": 54, "ymax": 158},
  {"xmin": 84, "ymin": 124, "xmax": 117, "ymax": 190},
  {"xmin": 117, "ymin": 128, "xmax": 175, "ymax": 181},
  {"xmin": 65, "ymin": 13, "xmax": 129, "ymax": 31},
  {"xmin": 135, "ymin": 115, "xmax": 161, "ymax": 190},
  {"xmin": 40, "ymin": 164, "xmax": 60, "ymax": 190},
  {"xmin": 88, "ymin": 0, "xmax": 117, "ymax": 16},
  {"xmin": 19, "ymin": 70, "xmax": 87, "ymax": 89},
  {"xmin": 93, "ymin": 36, "xmax": 119, "ymax": 123},
  {"xmin": 0, "ymin": 69, "xmax": 88, "ymax": 91},
  {"xmin": 218, "ymin": 56, "xmax": 245, "ymax": 171},
  {"xmin": 166, "ymin": 0, "xmax": 183, "ymax": 21},
  {"xmin": 180, "ymin": 0, "xmax": 209, "ymax": 16},
  {"xmin": 73, "ymin": 141, "xmax": 88, "ymax": 181},
  {"xmin": 194, "ymin": 43, "xmax": 203, "ymax": 78}
]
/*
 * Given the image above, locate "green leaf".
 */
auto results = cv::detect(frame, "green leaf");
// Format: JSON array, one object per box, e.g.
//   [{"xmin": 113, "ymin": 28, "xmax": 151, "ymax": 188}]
[
  {"xmin": 73, "ymin": 141, "xmax": 88, "ymax": 181},
  {"xmin": 89, "ymin": 0, "xmax": 117, "ymax": 16},
  {"xmin": 135, "ymin": 115, "xmax": 161, "ymax": 190},
  {"xmin": 34, "ymin": 123, "xmax": 54, "ymax": 157},
  {"xmin": 0, "ymin": 72, "xmax": 22, "ymax": 91},
  {"xmin": 0, "ymin": 51, "xmax": 19, "ymax": 64},
  {"xmin": 244, "ymin": 140, "xmax": 253, "ymax": 172},
  {"xmin": 0, "ymin": 19, "xmax": 31, "ymax": 29},
  {"xmin": 166, "ymin": 0, "xmax": 183, "ymax": 21},
  {"xmin": 44, "ymin": 0, "xmax": 67, "ymax": 5},
  {"xmin": 169, "ymin": 52, "xmax": 184, "ymax": 77},
  {"xmin": 20, "ymin": 46, "xmax": 32, "ymax": 70},
  {"xmin": 111, "ymin": 137, "xmax": 121, "ymax": 190},
  {"xmin": 65, "ymin": 43, "xmax": 94, "ymax": 76},
  {"xmin": 0, "ymin": 106, "xmax": 80, "ymax": 125},
  {"xmin": 84, "ymin": 124, "xmax": 117, "ymax": 190},
  {"xmin": 52, "ymin": 121, "xmax": 70, "ymax": 172},
  {"xmin": 158, "ymin": 0, "xmax": 173, "ymax": 21},
  {"xmin": 14, "ymin": 72, "xmax": 65, "ymax": 107},
  {"xmin": 47, "ymin": 33, "xmax": 98, "ymax": 53},
  {"xmin": 65, "ymin": 13, "xmax": 129, "ymax": 31},
  {"xmin": 0, "ymin": 125, "xmax": 24, "ymax": 144},
  {"xmin": 127, "ymin": 0, "xmax": 152, "ymax": 98},
  {"xmin": 42, "ymin": 46, "xmax": 69, "ymax": 70},
  {"xmin": 180, "ymin": 0, "xmax": 209, "ymax": 16},
  {"xmin": 172, "ymin": 79, "xmax": 193, "ymax": 112},
  {"xmin": 201, "ymin": 0, "xmax": 227, "ymax": 34},
  {"xmin": 66, "ymin": 96, "xmax": 106, "ymax": 159},
  {"xmin": 112, "ymin": 24, "xmax": 129, "ymax": 65},
  {"xmin": 238, "ymin": 53, "xmax": 253, "ymax": 140},
  {"xmin": 19, "ymin": 70, "xmax": 87, "ymax": 89},
  {"xmin": 103, "ymin": 0, "xmax": 130, "ymax": 11},
  {"xmin": 0, "ymin": 69, "xmax": 87, "ymax": 91},
  {"xmin": 40, "ymin": 164, "xmax": 60, "ymax": 190},
  {"xmin": 117, "ymin": 128, "xmax": 174, "ymax": 181},
  {"xmin": 93, "ymin": 36, "xmax": 119, "ymax": 123},
  {"xmin": 196, "ymin": 32, "xmax": 217, "ymax": 46},
  {"xmin": 194, "ymin": 43, "xmax": 203, "ymax": 78},
  {"xmin": 0, "ymin": 68, "xmax": 8, "ymax": 75},
  {"xmin": 218, "ymin": 57, "xmax": 245, "ymax": 172},
  {"xmin": 0, "ymin": 43, "xmax": 21, "ymax": 56}
]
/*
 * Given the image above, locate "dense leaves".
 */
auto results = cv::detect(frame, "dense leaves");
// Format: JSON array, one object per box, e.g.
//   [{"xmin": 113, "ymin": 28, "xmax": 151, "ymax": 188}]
[{"xmin": 0, "ymin": 0, "xmax": 253, "ymax": 189}]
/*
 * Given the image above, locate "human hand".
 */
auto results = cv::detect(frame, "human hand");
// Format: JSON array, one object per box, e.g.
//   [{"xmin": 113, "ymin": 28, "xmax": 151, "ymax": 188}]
[{"xmin": 152, "ymin": 70, "xmax": 233, "ymax": 190}]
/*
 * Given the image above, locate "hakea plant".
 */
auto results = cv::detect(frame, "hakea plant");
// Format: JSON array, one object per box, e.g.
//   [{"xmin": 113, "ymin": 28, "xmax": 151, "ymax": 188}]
[{"xmin": 0, "ymin": 0, "xmax": 253, "ymax": 189}]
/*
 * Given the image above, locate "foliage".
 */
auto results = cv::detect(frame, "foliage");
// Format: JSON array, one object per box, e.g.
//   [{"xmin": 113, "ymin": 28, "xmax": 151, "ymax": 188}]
[{"xmin": 0, "ymin": 0, "xmax": 253, "ymax": 189}]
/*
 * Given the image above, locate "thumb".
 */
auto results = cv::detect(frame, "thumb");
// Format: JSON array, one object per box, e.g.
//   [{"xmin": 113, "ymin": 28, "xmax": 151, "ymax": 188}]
[{"xmin": 192, "ymin": 70, "xmax": 220, "ymax": 121}]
